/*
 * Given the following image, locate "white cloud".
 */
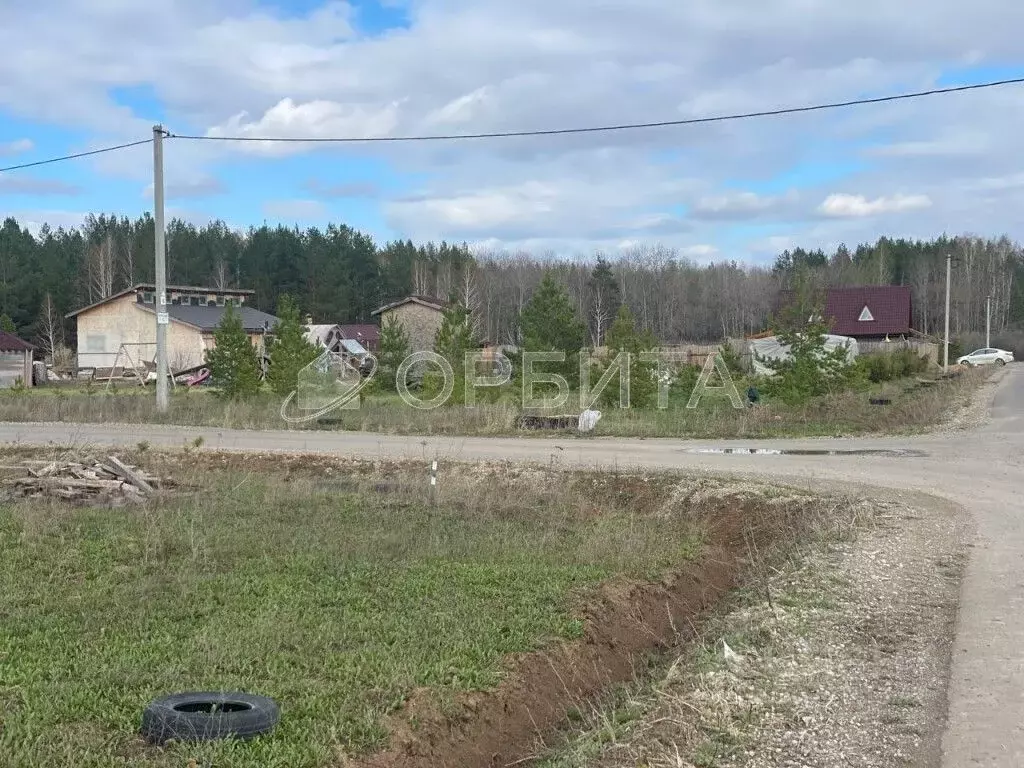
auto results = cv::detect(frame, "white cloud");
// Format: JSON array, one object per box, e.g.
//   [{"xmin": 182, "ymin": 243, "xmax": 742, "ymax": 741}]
[
  {"xmin": 2, "ymin": 0, "xmax": 1024, "ymax": 254},
  {"xmin": 0, "ymin": 138, "xmax": 33, "ymax": 156},
  {"xmin": 0, "ymin": 176, "xmax": 81, "ymax": 195},
  {"xmin": 206, "ymin": 98, "xmax": 403, "ymax": 156},
  {"xmin": 680, "ymin": 244, "xmax": 720, "ymax": 258},
  {"xmin": 818, "ymin": 192, "xmax": 933, "ymax": 218},
  {"xmin": 262, "ymin": 199, "xmax": 328, "ymax": 221},
  {"xmin": 143, "ymin": 177, "xmax": 227, "ymax": 200},
  {"xmin": 691, "ymin": 191, "xmax": 797, "ymax": 220},
  {"xmin": 425, "ymin": 86, "xmax": 494, "ymax": 126}
]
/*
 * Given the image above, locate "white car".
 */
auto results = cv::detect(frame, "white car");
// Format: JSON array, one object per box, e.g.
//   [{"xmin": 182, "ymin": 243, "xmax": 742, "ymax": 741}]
[{"xmin": 957, "ymin": 347, "xmax": 1015, "ymax": 367}]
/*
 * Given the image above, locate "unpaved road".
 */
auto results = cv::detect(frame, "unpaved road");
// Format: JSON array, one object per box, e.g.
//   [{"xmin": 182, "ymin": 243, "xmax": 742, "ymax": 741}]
[{"xmin": 1, "ymin": 366, "xmax": 1022, "ymax": 767}]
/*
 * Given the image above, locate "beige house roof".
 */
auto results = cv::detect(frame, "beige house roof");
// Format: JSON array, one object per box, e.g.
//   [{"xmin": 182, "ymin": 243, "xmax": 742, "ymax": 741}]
[{"xmin": 371, "ymin": 295, "xmax": 448, "ymax": 316}]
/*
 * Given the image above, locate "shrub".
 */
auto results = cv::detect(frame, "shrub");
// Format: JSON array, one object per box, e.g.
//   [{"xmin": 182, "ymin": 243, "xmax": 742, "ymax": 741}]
[{"xmin": 858, "ymin": 349, "xmax": 930, "ymax": 383}]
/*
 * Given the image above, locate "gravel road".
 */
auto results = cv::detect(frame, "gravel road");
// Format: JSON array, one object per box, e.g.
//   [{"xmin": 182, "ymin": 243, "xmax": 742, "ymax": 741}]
[{"xmin": 1, "ymin": 365, "xmax": 1021, "ymax": 767}]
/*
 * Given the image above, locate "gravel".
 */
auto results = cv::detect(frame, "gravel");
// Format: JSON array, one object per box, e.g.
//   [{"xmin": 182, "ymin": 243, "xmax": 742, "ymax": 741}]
[{"xmin": 542, "ymin": 490, "xmax": 967, "ymax": 768}]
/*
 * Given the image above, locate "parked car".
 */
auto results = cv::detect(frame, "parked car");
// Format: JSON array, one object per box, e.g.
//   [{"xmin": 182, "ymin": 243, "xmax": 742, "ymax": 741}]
[{"xmin": 956, "ymin": 347, "xmax": 1015, "ymax": 366}]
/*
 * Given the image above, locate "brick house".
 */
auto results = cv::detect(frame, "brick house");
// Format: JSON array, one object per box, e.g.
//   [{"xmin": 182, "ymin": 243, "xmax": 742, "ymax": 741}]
[
  {"xmin": 824, "ymin": 286, "xmax": 913, "ymax": 341},
  {"xmin": 371, "ymin": 295, "xmax": 448, "ymax": 354},
  {"xmin": 66, "ymin": 284, "xmax": 279, "ymax": 374}
]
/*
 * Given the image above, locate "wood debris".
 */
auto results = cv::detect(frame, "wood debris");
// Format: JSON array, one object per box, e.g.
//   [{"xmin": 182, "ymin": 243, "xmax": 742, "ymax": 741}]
[{"xmin": 3, "ymin": 456, "xmax": 170, "ymax": 505}]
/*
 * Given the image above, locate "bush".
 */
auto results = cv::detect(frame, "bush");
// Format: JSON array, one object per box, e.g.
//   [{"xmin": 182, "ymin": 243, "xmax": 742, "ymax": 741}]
[{"xmin": 858, "ymin": 349, "xmax": 930, "ymax": 383}]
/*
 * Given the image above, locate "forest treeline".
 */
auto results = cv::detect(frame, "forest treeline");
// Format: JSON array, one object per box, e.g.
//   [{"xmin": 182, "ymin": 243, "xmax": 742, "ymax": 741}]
[{"xmin": 1, "ymin": 213, "xmax": 1022, "ymax": 357}]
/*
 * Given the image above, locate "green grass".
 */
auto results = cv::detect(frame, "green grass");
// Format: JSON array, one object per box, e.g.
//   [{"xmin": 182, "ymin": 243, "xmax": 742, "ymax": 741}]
[
  {"xmin": 0, "ymin": 459, "xmax": 704, "ymax": 767},
  {"xmin": 0, "ymin": 366, "xmax": 988, "ymax": 439}
]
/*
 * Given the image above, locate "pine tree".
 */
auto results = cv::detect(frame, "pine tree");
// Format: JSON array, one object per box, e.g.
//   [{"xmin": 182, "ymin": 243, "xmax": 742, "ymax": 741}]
[
  {"xmin": 519, "ymin": 272, "xmax": 587, "ymax": 388},
  {"xmin": 266, "ymin": 294, "xmax": 320, "ymax": 396},
  {"xmin": 604, "ymin": 304, "xmax": 658, "ymax": 408},
  {"xmin": 0, "ymin": 314, "xmax": 16, "ymax": 334},
  {"xmin": 204, "ymin": 304, "xmax": 262, "ymax": 399},
  {"xmin": 434, "ymin": 303, "xmax": 475, "ymax": 403},
  {"xmin": 378, "ymin": 314, "xmax": 411, "ymax": 392}
]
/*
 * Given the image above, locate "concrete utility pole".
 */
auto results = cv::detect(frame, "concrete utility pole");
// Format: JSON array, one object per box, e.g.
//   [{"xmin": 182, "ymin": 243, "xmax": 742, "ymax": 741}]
[
  {"xmin": 153, "ymin": 125, "xmax": 169, "ymax": 412},
  {"xmin": 943, "ymin": 253, "xmax": 952, "ymax": 372},
  {"xmin": 986, "ymin": 295, "xmax": 992, "ymax": 348}
]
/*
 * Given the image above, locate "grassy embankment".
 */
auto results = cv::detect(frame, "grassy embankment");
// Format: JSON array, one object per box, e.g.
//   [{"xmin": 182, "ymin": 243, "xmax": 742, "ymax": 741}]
[{"xmin": 0, "ymin": 365, "xmax": 992, "ymax": 438}]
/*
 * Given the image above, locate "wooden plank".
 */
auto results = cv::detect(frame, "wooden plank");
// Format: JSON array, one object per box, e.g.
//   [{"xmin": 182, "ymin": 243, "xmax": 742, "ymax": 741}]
[
  {"xmin": 28, "ymin": 461, "xmax": 59, "ymax": 478},
  {"xmin": 29, "ymin": 477, "xmax": 128, "ymax": 491},
  {"xmin": 105, "ymin": 457, "xmax": 155, "ymax": 493}
]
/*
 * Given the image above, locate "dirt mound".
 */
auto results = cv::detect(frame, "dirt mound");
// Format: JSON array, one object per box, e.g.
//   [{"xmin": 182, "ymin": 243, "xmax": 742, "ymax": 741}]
[{"xmin": 351, "ymin": 494, "xmax": 819, "ymax": 768}]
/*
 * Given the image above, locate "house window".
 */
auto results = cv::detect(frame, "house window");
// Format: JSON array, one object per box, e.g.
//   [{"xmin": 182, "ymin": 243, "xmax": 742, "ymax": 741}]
[
  {"xmin": 85, "ymin": 334, "xmax": 106, "ymax": 353},
  {"xmin": 858, "ymin": 306, "xmax": 875, "ymax": 322},
  {"xmin": 216, "ymin": 295, "xmax": 225, "ymax": 306}
]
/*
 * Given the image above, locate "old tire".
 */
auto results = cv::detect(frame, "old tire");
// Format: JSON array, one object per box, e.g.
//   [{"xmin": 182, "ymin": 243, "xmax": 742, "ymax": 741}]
[{"xmin": 140, "ymin": 692, "xmax": 279, "ymax": 745}]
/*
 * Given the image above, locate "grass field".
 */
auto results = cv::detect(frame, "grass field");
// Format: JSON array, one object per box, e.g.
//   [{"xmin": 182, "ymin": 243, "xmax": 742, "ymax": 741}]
[
  {"xmin": 0, "ymin": 366, "xmax": 990, "ymax": 438},
  {"xmin": 0, "ymin": 451, "xmax": 738, "ymax": 768}
]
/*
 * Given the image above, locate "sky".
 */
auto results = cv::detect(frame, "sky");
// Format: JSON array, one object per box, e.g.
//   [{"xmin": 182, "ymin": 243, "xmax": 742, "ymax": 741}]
[{"xmin": 1, "ymin": 0, "xmax": 1023, "ymax": 264}]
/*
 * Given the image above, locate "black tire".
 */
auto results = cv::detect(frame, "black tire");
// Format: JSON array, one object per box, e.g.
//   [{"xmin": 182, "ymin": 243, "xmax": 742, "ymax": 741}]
[
  {"xmin": 141, "ymin": 691, "xmax": 279, "ymax": 745},
  {"xmin": 997, "ymin": 358, "xmax": 1007, "ymax": 366}
]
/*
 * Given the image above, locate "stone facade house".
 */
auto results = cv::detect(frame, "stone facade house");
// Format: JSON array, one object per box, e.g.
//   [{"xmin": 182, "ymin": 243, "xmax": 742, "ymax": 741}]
[{"xmin": 371, "ymin": 295, "xmax": 448, "ymax": 354}]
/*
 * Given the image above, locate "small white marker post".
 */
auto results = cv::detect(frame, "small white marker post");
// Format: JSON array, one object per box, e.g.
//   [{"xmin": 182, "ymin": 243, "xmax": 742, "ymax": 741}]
[{"xmin": 429, "ymin": 460, "xmax": 438, "ymax": 506}]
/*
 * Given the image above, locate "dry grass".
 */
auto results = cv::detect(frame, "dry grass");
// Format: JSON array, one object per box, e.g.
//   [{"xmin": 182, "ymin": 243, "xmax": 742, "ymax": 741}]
[
  {"xmin": 0, "ymin": 367, "xmax": 993, "ymax": 439},
  {"xmin": 536, "ymin": 489, "xmax": 965, "ymax": 768}
]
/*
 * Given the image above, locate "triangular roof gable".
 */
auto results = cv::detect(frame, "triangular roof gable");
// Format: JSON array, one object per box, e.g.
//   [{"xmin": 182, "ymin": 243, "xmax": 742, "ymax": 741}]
[
  {"xmin": 824, "ymin": 286, "xmax": 912, "ymax": 336},
  {"xmin": 858, "ymin": 305, "xmax": 875, "ymax": 322}
]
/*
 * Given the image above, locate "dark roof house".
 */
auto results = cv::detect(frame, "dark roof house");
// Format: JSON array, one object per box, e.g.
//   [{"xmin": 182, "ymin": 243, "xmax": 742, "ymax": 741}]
[
  {"xmin": 338, "ymin": 324, "xmax": 380, "ymax": 350},
  {"xmin": 0, "ymin": 331, "xmax": 35, "ymax": 388},
  {"xmin": 136, "ymin": 303, "xmax": 278, "ymax": 333},
  {"xmin": 824, "ymin": 286, "xmax": 913, "ymax": 339},
  {"xmin": 0, "ymin": 330, "xmax": 36, "ymax": 352}
]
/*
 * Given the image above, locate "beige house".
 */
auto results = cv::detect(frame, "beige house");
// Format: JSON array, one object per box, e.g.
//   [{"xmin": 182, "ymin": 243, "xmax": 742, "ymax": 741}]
[
  {"xmin": 371, "ymin": 295, "xmax": 448, "ymax": 353},
  {"xmin": 66, "ymin": 284, "xmax": 278, "ymax": 374}
]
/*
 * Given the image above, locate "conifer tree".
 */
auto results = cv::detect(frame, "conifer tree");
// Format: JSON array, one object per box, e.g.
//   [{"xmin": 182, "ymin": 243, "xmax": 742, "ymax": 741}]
[{"xmin": 205, "ymin": 304, "xmax": 262, "ymax": 399}]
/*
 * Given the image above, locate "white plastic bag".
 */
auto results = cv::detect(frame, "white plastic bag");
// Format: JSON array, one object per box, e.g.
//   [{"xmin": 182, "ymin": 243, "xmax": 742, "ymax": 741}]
[{"xmin": 578, "ymin": 409, "xmax": 602, "ymax": 433}]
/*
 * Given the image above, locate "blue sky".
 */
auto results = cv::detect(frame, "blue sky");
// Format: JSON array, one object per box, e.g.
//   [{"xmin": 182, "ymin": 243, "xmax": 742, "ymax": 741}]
[{"xmin": 1, "ymin": 0, "xmax": 1023, "ymax": 260}]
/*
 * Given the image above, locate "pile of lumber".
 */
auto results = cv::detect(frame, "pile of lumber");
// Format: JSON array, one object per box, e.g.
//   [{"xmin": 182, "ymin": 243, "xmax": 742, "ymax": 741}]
[{"xmin": 4, "ymin": 456, "xmax": 168, "ymax": 505}]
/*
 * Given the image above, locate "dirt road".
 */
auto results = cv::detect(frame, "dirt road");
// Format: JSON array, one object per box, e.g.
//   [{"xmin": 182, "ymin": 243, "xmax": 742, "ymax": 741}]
[{"xmin": 1, "ymin": 366, "xmax": 1021, "ymax": 767}]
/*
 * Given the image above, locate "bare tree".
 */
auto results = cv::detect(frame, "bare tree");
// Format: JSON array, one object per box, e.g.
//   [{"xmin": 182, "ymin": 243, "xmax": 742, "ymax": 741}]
[
  {"xmin": 88, "ymin": 233, "xmax": 116, "ymax": 302},
  {"xmin": 412, "ymin": 260, "xmax": 431, "ymax": 295},
  {"xmin": 459, "ymin": 261, "xmax": 483, "ymax": 339},
  {"xmin": 37, "ymin": 293, "xmax": 63, "ymax": 361},
  {"xmin": 212, "ymin": 260, "xmax": 230, "ymax": 291}
]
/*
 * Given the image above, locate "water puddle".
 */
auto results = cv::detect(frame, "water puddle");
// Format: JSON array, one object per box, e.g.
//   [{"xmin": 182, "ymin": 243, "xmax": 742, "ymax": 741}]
[{"xmin": 681, "ymin": 447, "xmax": 927, "ymax": 457}]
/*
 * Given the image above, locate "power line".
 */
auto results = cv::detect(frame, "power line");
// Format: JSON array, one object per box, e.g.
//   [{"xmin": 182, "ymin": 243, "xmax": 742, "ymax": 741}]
[
  {"xmin": 2, "ymin": 76, "xmax": 1021, "ymax": 170},
  {"xmin": 0, "ymin": 138, "xmax": 152, "ymax": 173},
  {"xmin": 169, "ymin": 76, "xmax": 1024, "ymax": 144}
]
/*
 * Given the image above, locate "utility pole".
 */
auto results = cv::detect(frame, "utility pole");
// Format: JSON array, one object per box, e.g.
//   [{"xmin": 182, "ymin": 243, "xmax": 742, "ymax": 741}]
[
  {"xmin": 986, "ymin": 295, "xmax": 992, "ymax": 348},
  {"xmin": 943, "ymin": 253, "xmax": 951, "ymax": 372},
  {"xmin": 153, "ymin": 125, "xmax": 169, "ymax": 412}
]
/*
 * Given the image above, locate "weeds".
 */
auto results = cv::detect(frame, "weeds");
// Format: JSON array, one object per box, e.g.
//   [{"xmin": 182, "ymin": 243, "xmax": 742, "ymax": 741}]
[
  {"xmin": 0, "ymin": 367, "xmax": 990, "ymax": 439},
  {"xmin": 0, "ymin": 455, "xmax": 710, "ymax": 768}
]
